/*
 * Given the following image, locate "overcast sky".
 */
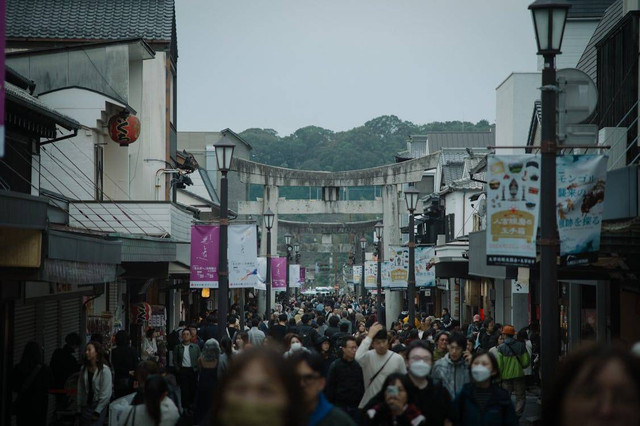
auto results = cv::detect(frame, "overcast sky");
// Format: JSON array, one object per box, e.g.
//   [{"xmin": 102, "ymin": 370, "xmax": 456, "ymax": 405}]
[{"xmin": 176, "ymin": 0, "xmax": 538, "ymax": 136}]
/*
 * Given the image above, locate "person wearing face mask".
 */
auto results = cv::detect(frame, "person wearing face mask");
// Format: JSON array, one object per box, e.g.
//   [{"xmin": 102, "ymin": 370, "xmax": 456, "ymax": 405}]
[
  {"xmin": 364, "ymin": 374, "xmax": 426, "ymax": 426},
  {"xmin": 452, "ymin": 352, "xmax": 517, "ymax": 426},
  {"xmin": 404, "ymin": 340, "xmax": 454, "ymax": 426},
  {"xmin": 284, "ymin": 333, "xmax": 311, "ymax": 358}
]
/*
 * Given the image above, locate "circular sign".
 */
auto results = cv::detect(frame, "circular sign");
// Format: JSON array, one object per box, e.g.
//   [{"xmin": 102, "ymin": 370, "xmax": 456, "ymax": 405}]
[
  {"xmin": 557, "ymin": 68, "xmax": 598, "ymax": 125},
  {"xmin": 108, "ymin": 112, "xmax": 141, "ymax": 146}
]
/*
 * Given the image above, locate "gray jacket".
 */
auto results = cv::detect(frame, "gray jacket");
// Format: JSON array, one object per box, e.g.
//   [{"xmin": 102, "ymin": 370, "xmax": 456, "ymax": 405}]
[{"xmin": 432, "ymin": 353, "xmax": 470, "ymax": 399}]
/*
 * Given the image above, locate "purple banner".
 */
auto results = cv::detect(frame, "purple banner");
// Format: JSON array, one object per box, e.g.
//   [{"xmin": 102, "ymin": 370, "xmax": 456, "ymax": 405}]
[
  {"xmin": 190, "ymin": 225, "xmax": 219, "ymax": 288},
  {"xmin": 271, "ymin": 257, "xmax": 287, "ymax": 291},
  {"xmin": 300, "ymin": 267, "xmax": 306, "ymax": 285}
]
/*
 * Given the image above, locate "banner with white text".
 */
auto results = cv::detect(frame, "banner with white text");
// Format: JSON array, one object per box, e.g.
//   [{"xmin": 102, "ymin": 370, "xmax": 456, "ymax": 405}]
[
  {"xmin": 190, "ymin": 225, "xmax": 219, "ymax": 288},
  {"xmin": 556, "ymin": 155, "xmax": 607, "ymax": 266},
  {"xmin": 228, "ymin": 224, "xmax": 258, "ymax": 288},
  {"xmin": 364, "ymin": 261, "xmax": 377, "ymax": 289},
  {"xmin": 289, "ymin": 264, "xmax": 301, "ymax": 288}
]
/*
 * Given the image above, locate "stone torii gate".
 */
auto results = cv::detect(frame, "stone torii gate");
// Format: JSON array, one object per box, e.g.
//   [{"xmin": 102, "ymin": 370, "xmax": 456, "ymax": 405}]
[{"xmin": 234, "ymin": 154, "xmax": 439, "ymax": 327}]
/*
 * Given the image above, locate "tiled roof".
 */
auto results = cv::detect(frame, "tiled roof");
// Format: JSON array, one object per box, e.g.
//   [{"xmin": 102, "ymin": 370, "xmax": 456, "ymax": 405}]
[
  {"xmin": 576, "ymin": 0, "xmax": 624, "ymax": 85},
  {"xmin": 567, "ymin": 0, "xmax": 618, "ymax": 18},
  {"xmin": 443, "ymin": 164, "xmax": 465, "ymax": 186},
  {"xmin": 427, "ymin": 131, "xmax": 494, "ymax": 154},
  {"xmin": 6, "ymin": 81, "xmax": 80, "ymax": 131},
  {"xmin": 7, "ymin": 0, "xmax": 174, "ymax": 41}
]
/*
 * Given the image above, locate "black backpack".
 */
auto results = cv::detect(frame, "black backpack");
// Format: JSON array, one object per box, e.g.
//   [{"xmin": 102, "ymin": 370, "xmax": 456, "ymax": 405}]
[
  {"xmin": 166, "ymin": 329, "xmax": 180, "ymax": 351},
  {"xmin": 298, "ymin": 325, "xmax": 316, "ymax": 348}
]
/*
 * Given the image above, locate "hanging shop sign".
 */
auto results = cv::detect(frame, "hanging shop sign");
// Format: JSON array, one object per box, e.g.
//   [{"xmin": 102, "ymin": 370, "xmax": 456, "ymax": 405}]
[
  {"xmin": 388, "ymin": 246, "xmax": 409, "ymax": 289},
  {"xmin": 228, "ymin": 224, "xmax": 258, "ymax": 288},
  {"xmin": 131, "ymin": 302, "xmax": 151, "ymax": 325},
  {"xmin": 364, "ymin": 261, "xmax": 377, "ymax": 289},
  {"xmin": 108, "ymin": 111, "xmax": 141, "ymax": 146},
  {"xmin": 300, "ymin": 267, "xmax": 306, "ymax": 287},
  {"xmin": 352, "ymin": 265, "xmax": 362, "ymax": 284},
  {"xmin": 289, "ymin": 264, "xmax": 301, "ymax": 288},
  {"xmin": 512, "ymin": 280, "xmax": 530, "ymax": 294},
  {"xmin": 415, "ymin": 246, "xmax": 436, "ymax": 287},
  {"xmin": 190, "ymin": 225, "xmax": 219, "ymax": 289},
  {"xmin": 556, "ymin": 155, "xmax": 607, "ymax": 266},
  {"xmin": 486, "ymin": 154, "xmax": 541, "ymax": 267},
  {"xmin": 381, "ymin": 261, "xmax": 392, "ymax": 288},
  {"xmin": 271, "ymin": 257, "xmax": 287, "ymax": 291},
  {"xmin": 255, "ymin": 257, "xmax": 267, "ymax": 291}
]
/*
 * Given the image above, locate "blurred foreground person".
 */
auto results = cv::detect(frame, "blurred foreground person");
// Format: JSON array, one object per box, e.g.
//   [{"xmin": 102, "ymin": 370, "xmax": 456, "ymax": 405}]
[
  {"xmin": 543, "ymin": 345, "xmax": 640, "ymax": 426},
  {"xmin": 122, "ymin": 375, "xmax": 179, "ymax": 426},
  {"xmin": 208, "ymin": 347, "xmax": 305, "ymax": 426},
  {"xmin": 12, "ymin": 341, "xmax": 52, "ymax": 426},
  {"xmin": 290, "ymin": 351, "xmax": 355, "ymax": 426}
]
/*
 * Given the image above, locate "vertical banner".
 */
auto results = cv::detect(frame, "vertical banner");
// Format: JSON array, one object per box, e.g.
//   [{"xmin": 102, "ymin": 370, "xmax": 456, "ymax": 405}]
[
  {"xmin": 190, "ymin": 225, "xmax": 219, "ymax": 288},
  {"xmin": 255, "ymin": 257, "xmax": 267, "ymax": 291},
  {"xmin": 0, "ymin": 0, "xmax": 5, "ymax": 158},
  {"xmin": 228, "ymin": 224, "xmax": 258, "ymax": 288},
  {"xmin": 300, "ymin": 267, "xmax": 306, "ymax": 287},
  {"xmin": 381, "ymin": 261, "xmax": 392, "ymax": 288},
  {"xmin": 353, "ymin": 265, "xmax": 362, "ymax": 284},
  {"xmin": 415, "ymin": 246, "xmax": 436, "ymax": 287},
  {"xmin": 388, "ymin": 246, "xmax": 409, "ymax": 288},
  {"xmin": 486, "ymin": 154, "xmax": 541, "ymax": 266},
  {"xmin": 289, "ymin": 264, "xmax": 301, "ymax": 288},
  {"xmin": 364, "ymin": 261, "xmax": 377, "ymax": 289},
  {"xmin": 556, "ymin": 155, "xmax": 607, "ymax": 266},
  {"xmin": 271, "ymin": 257, "xmax": 287, "ymax": 291}
]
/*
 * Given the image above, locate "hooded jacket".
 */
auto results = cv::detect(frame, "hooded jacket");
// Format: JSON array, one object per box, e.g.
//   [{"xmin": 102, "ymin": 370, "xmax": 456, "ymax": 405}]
[
  {"xmin": 432, "ymin": 353, "xmax": 470, "ymax": 399},
  {"xmin": 496, "ymin": 337, "xmax": 530, "ymax": 380}
]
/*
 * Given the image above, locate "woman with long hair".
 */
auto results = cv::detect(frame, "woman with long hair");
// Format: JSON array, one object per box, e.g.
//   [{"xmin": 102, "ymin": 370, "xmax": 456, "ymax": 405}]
[
  {"xmin": 452, "ymin": 351, "xmax": 517, "ymax": 426},
  {"xmin": 283, "ymin": 333, "xmax": 310, "ymax": 358},
  {"xmin": 234, "ymin": 331, "xmax": 250, "ymax": 352},
  {"xmin": 11, "ymin": 341, "xmax": 52, "ymax": 426},
  {"xmin": 77, "ymin": 341, "xmax": 112, "ymax": 425},
  {"xmin": 208, "ymin": 347, "xmax": 305, "ymax": 425},
  {"xmin": 122, "ymin": 375, "xmax": 179, "ymax": 426},
  {"xmin": 217, "ymin": 336, "xmax": 233, "ymax": 379}
]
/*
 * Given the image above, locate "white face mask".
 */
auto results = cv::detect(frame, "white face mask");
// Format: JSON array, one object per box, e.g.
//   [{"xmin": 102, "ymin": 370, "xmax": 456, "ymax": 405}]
[
  {"xmin": 290, "ymin": 342, "xmax": 302, "ymax": 351},
  {"xmin": 409, "ymin": 360, "xmax": 431, "ymax": 378},
  {"xmin": 471, "ymin": 365, "xmax": 492, "ymax": 382}
]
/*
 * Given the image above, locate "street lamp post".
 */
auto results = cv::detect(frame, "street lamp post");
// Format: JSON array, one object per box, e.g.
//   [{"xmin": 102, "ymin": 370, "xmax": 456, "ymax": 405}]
[
  {"xmin": 214, "ymin": 137, "xmax": 235, "ymax": 343},
  {"xmin": 285, "ymin": 233, "xmax": 292, "ymax": 300},
  {"xmin": 375, "ymin": 221, "xmax": 384, "ymax": 325},
  {"xmin": 359, "ymin": 237, "xmax": 366, "ymax": 303},
  {"xmin": 529, "ymin": 0, "xmax": 569, "ymax": 399},
  {"xmin": 294, "ymin": 242, "xmax": 300, "ymax": 295},
  {"xmin": 405, "ymin": 187, "xmax": 419, "ymax": 327},
  {"xmin": 264, "ymin": 208, "xmax": 275, "ymax": 319}
]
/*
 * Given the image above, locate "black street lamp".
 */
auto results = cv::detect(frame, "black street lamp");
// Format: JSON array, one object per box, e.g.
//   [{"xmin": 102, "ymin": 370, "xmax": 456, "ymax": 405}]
[
  {"xmin": 214, "ymin": 136, "xmax": 235, "ymax": 342},
  {"xmin": 294, "ymin": 242, "xmax": 301, "ymax": 295},
  {"xmin": 285, "ymin": 233, "xmax": 292, "ymax": 299},
  {"xmin": 375, "ymin": 221, "xmax": 384, "ymax": 325},
  {"xmin": 405, "ymin": 187, "xmax": 419, "ymax": 327},
  {"xmin": 529, "ymin": 0, "xmax": 570, "ymax": 399},
  {"xmin": 264, "ymin": 208, "xmax": 275, "ymax": 319},
  {"xmin": 359, "ymin": 237, "xmax": 366, "ymax": 302}
]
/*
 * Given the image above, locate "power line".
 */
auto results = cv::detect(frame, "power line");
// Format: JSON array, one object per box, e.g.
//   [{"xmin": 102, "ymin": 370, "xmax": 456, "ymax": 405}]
[
  {"xmin": 58, "ymin": 139, "xmax": 170, "ymax": 235},
  {"xmin": 7, "ymin": 143, "xmax": 116, "ymax": 232},
  {"xmin": 45, "ymin": 144, "xmax": 155, "ymax": 235},
  {"xmin": 0, "ymin": 159, "xmax": 93, "ymax": 231}
]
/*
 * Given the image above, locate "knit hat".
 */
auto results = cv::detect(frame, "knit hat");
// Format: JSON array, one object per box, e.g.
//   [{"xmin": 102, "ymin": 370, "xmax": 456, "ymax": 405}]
[
  {"xmin": 502, "ymin": 325, "xmax": 516, "ymax": 336},
  {"xmin": 201, "ymin": 338, "xmax": 220, "ymax": 362}
]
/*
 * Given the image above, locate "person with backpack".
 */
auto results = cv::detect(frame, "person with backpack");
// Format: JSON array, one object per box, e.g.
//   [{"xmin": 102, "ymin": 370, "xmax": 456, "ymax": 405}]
[
  {"xmin": 496, "ymin": 325, "xmax": 530, "ymax": 417},
  {"xmin": 297, "ymin": 313, "xmax": 320, "ymax": 348}
]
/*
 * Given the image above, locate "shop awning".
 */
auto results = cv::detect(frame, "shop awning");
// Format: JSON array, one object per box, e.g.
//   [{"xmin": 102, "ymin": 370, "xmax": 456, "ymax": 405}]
[{"xmin": 468, "ymin": 231, "xmax": 517, "ymax": 280}]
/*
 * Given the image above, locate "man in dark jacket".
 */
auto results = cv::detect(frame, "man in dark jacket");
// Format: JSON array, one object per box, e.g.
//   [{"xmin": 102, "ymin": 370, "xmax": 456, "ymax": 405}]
[
  {"xmin": 325, "ymin": 336, "xmax": 364, "ymax": 423},
  {"xmin": 269, "ymin": 313, "xmax": 289, "ymax": 343},
  {"xmin": 291, "ymin": 351, "xmax": 355, "ymax": 426},
  {"xmin": 198, "ymin": 315, "xmax": 218, "ymax": 342},
  {"xmin": 441, "ymin": 308, "xmax": 454, "ymax": 331},
  {"xmin": 297, "ymin": 314, "xmax": 320, "ymax": 348},
  {"xmin": 50, "ymin": 332, "xmax": 81, "ymax": 409},
  {"xmin": 324, "ymin": 315, "xmax": 340, "ymax": 338}
]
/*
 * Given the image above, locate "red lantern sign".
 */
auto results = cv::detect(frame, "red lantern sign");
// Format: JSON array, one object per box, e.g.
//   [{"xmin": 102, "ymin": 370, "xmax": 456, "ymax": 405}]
[
  {"xmin": 108, "ymin": 111, "xmax": 141, "ymax": 146},
  {"xmin": 131, "ymin": 302, "xmax": 152, "ymax": 325}
]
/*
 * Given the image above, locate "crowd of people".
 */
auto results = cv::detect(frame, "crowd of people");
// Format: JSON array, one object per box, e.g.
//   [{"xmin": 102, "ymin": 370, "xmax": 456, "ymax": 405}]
[{"xmin": 10, "ymin": 293, "xmax": 640, "ymax": 425}]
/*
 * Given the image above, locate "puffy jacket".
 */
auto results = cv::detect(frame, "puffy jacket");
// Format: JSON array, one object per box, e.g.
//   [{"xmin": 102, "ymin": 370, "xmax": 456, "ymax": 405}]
[
  {"xmin": 496, "ymin": 337, "xmax": 530, "ymax": 380},
  {"xmin": 453, "ymin": 383, "xmax": 518, "ymax": 426},
  {"xmin": 432, "ymin": 354, "xmax": 470, "ymax": 399}
]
